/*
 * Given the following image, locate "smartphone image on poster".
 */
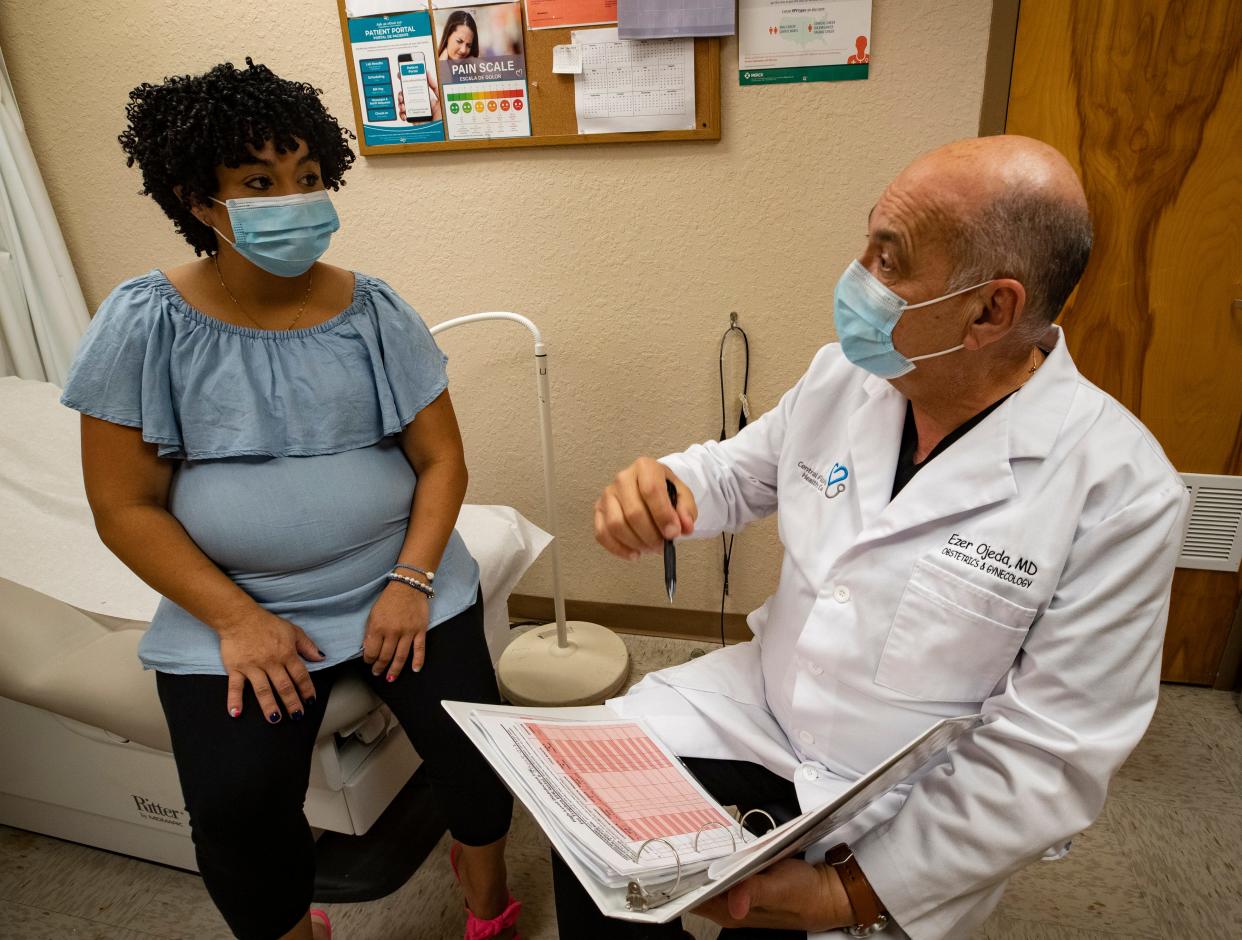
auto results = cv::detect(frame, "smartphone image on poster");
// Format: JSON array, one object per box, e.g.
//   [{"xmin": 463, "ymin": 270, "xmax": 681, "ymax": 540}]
[{"xmin": 397, "ymin": 52, "xmax": 434, "ymax": 122}]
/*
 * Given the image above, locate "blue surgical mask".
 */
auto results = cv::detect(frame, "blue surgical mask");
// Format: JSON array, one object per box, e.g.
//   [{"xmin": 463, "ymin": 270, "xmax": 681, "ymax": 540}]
[
  {"xmin": 210, "ymin": 191, "xmax": 339, "ymax": 278},
  {"xmin": 832, "ymin": 259, "xmax": 993, "ymax": 379}
]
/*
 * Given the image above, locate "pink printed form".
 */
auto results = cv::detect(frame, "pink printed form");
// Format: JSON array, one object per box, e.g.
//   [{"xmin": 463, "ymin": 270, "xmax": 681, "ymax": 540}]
[{"xmin": 526, "ymin": 721, "xmax": 732, "ymax": 841}]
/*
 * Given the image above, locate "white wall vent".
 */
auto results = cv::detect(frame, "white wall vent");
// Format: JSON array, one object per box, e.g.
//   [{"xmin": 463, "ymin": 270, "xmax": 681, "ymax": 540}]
[{"xmin": 1178, "ymin": 473, "xmax": 1242, "ymax": 572}]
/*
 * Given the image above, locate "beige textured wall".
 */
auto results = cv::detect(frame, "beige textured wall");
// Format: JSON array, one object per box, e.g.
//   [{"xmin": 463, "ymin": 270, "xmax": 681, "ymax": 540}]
[{"xmin": 0, "ymin": 0, "xmax": 991, "ymax": 622}]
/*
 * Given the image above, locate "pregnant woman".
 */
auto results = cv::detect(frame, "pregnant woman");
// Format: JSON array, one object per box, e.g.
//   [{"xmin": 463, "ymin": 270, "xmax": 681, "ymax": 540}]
[{"xmin": 61, "ymin": 60, "xmax": 520, "ymax": 940}]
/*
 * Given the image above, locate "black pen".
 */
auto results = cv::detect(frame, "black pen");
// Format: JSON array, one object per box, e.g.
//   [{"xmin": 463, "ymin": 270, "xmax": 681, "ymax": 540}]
[{"xmin": 664, "ymin": 479, "xmax": 678, "ymax": 602}]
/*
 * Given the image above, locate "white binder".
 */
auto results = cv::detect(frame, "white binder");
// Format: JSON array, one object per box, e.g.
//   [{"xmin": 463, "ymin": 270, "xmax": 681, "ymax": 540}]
[{"xmin": 443, "ymin": 701, "xmax": 982, "ymax": 923}]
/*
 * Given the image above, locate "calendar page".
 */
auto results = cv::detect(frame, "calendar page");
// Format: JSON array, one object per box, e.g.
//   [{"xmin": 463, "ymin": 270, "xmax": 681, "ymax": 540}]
[{"xmin": 571, "ymin": 27, "xmax": 696, "ymax": 134}]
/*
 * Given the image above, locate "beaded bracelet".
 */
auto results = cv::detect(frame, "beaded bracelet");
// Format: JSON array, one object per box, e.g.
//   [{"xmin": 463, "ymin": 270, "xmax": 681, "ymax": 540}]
[
  {"xmin": 393, "ymin": 562, "xmax": 435, "ymax": 583},
  {"xmin": 386, "ymin": 571, "xmax": 436, "ymax": 599}
]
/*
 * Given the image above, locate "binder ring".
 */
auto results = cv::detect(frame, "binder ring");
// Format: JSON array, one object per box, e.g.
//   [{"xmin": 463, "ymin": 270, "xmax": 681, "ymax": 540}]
[
  {"xmin": 692, "ymin": 821, "xmax": 737, "ymax": 853},
  {"xmin": 626, "ymin": 838, "xmax": 683, "ymax": 911},
  {"xmin": 635, "ymin": 838, "xmax": 682, "ymax": 896},
  {"xmin": 738, "ymin": 808, "xmax": 777, "ymax": 842}
]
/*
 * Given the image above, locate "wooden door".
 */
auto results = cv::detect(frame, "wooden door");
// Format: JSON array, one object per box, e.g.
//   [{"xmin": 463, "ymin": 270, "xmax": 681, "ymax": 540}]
[{"xmin": 1005, "ymin": 1, "xmax": 1242, "ymax": 685}]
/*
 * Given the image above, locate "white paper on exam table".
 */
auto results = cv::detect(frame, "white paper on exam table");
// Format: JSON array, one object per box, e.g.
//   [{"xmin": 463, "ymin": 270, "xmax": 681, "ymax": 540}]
[
  {"xmin": 618, "ymin": 0, "xmax": 735, "ymax": 39},
  {"xmin": 571, "ymin": 27, "xmax": 696, "ymax": 134},
  {"xmin": 443, "ymin": 700, "xmax": 982, "ymax": 922}
]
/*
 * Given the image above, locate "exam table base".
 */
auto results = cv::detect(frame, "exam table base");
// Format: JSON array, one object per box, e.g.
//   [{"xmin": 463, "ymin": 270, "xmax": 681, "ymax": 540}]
[{"xmin": 0, "ymin": 696, "xmax": 430, "ymax": 896}]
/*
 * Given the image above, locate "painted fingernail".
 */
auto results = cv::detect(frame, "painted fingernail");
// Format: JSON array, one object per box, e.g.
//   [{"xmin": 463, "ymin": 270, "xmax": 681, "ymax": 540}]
[
  {"xmin": 386, "ymin": 674, "xmax": 396, "ymax": 683},
  {"xmin": 268, "ymin": 712, "xmax": 281, "ymax": 724},
  {"xmin": 291, "ymin": 710, "xmax": 304, "ymax": 721},
  {"xmin": 229, "ymin": 707, "xmax": 240, "ymax": 718},
  {"xmin": 306, "ymin": 696, "xmax": 316, "ymax": 707},
  {"xmin": 317, "ymin": 648, "xmax": 325, "ymax": 656},
  {"xmin": 412, "ymin": 665, "xmax": 421, "ymax": 673}
]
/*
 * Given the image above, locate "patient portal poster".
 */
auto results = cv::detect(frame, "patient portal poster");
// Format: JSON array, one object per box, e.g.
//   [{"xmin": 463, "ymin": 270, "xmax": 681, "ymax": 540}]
[
  {"xmin": 346, "ymin": 2, "xmax": 447, "ymax": 147},
  {"xmin": 738, "ymin": 0, "xmax": 872, "ymax": 86}
]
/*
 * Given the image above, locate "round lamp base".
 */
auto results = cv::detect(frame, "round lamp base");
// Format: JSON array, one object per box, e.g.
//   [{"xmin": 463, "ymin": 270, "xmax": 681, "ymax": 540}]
[{"xmin": 497, "ymin": 621, "xmax": 631, "ymax": 707}]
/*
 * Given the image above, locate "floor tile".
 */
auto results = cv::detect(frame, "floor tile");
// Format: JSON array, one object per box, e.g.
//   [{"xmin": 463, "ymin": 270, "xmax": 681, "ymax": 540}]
[
  {"xmin": 0, "ymin": 825, "xmax": 174, "ymax": 928},
  {"xmin": 992, "ymin": 818, "xmax": 1161, "ymax": 937},
  {"xmin": 119, "ymin": 866, "xmax": 231, "ymax": 939},
  {"xmin": 1107, "ymin": 796, "xmax": 1242, "ymax": 938},
  {"xmin": 975, "ymin": 912, "xmax": 1136, "ymax": 938},
  {"xmin": 1110, "ymin": 693, "xmax": 1242, "ymax": 816},
  {"xmin": 1138, "ymin": 897, "xmax": 1242, "ymax": 940},
  {"xmin": 0, "ymin": 899, "xmax": 158, "ymax": 939},
  {"xmin": 1163, "ymin": 686, "xmax": 1242, "ymax": 800}
]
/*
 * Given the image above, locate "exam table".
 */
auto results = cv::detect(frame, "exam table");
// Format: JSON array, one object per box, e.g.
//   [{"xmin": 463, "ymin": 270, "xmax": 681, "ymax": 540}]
[{"xmin": 0, "ymin": 376, "xmax": 550, "ymax": 894}]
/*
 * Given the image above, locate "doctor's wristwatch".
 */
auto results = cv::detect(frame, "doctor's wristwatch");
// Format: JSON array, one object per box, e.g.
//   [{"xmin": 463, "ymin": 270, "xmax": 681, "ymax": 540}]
[{"xmin": 825, "ymin": 843, "xmax": 889, "ymax": 936}]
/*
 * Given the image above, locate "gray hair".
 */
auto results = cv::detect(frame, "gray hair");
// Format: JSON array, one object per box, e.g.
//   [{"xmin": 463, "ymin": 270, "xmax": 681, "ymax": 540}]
[{"xmin": 947, "ymin": 188, "xmax": 1093, "ymax": 343}]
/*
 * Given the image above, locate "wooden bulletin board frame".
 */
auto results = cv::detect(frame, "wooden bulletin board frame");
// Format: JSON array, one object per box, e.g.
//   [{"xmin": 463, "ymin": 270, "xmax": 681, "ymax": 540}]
[{"xmin": 336, "ymin": 2, "xmax": 721, "ymax": 155}]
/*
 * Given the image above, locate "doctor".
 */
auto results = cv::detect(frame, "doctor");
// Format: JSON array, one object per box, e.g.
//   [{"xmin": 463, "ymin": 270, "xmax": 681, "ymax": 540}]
[{"xmin": 558, "ymin": 136, "xmax": 1188, "ymax": 939}]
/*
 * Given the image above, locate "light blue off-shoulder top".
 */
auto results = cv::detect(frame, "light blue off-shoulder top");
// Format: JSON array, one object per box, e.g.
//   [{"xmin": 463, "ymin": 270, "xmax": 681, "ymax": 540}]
[{"xmin": 60, "ymin": 270, "xmax": 480, "ymax": 675}]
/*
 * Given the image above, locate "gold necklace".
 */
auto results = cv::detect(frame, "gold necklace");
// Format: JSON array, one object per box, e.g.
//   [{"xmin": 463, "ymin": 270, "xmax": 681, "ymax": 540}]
[
  {"xmin": 1029, "ymin": 347, "xmax": 1043, "ymax": 375},
  {"xmin": 213, "ymin": 256, "xmax": 314, "ymax": 331}
]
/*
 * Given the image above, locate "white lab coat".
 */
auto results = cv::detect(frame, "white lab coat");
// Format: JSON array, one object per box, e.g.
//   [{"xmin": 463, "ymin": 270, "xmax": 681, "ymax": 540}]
[{"xmin": 610, "ymin": 328, "xmax": 1188, "ymax": 940}]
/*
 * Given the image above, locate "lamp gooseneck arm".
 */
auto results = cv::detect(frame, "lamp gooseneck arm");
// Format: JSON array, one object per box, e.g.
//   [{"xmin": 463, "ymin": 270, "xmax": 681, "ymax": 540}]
[{"xmin": 430, "ymin": 313, "xmax": 569, "ymax": 648}]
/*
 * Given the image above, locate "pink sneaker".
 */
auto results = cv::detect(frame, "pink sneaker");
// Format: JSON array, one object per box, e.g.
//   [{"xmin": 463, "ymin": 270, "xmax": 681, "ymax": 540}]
[{"xmin": 450, "ymin": 842, "xmax": 522, "ymax": 940}]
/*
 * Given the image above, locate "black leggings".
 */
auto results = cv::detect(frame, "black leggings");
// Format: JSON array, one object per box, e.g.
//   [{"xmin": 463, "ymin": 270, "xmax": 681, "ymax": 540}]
[
  {"xmin": 156, "ymin": 594, "xmax": 511, "ymax": 940},
  {"xmin": 551, "ymin": 757, "xmax": 806, "ymax": 940}
]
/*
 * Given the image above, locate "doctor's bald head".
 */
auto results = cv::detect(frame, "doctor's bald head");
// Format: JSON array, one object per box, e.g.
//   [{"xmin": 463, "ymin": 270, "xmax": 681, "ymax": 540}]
[{"xmin": 898, "ymin": 136, "xmax": 1093, "ymax": 339}]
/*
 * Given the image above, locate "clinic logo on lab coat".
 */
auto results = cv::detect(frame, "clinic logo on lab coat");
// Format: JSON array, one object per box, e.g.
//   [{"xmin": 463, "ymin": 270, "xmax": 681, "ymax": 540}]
[{"xmin": 797, "ymin": 460, "xmax": 849, "ymax": 499}]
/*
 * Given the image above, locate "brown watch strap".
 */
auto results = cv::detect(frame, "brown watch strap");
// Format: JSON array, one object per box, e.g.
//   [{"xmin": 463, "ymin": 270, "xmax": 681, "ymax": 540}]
[{"xmin": 825, "ymin": 843, "xmax": 886, "ymax": 929}]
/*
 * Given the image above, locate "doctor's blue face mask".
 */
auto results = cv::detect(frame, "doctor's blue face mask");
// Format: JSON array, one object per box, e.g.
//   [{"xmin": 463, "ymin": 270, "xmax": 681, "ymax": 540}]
[
  {"xmin": 833, "ymin": 259, "xmax": 993, "ymax": 379},
  {"xmin": 210, "ymin": 191, "xmax": 340, "ymax": 278}
]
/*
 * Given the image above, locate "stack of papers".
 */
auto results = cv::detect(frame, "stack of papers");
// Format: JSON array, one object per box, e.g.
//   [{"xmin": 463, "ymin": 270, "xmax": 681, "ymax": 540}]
[{"xmin": 468, "ymin": 709, "xmax": 743, "ymax": 888}]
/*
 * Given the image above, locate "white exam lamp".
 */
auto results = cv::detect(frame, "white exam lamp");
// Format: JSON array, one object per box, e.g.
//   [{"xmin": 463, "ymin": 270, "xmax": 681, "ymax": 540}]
[{"xmin": 430, "ymin": 313, "xmax": 631, "ymax": 706}]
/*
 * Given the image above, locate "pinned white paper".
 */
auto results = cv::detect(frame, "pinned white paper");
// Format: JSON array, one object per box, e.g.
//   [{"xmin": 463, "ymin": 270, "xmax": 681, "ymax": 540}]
[
  {"xmin": 571, "ymin": 27, "xmax": 696, "ymax": 135},
  {"xmin": 553, "ymin": 43, "xmax": 584, "ymax": 74}
]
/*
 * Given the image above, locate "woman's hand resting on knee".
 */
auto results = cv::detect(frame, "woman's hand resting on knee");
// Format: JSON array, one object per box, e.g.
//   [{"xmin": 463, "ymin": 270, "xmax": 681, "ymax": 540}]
[
  {"xmin": 219, "ymin": 611, "xmax": 326, "ymax": 723},
  {"xmin": 363, "ymin": 583, "xmax": 430, "ymax": 681}
]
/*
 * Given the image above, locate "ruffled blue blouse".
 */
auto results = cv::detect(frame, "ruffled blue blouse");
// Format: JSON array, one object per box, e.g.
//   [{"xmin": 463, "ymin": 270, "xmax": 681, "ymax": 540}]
[{"xmin": 60, "ymin": 270, "xmax": 480, "ymax": 675}]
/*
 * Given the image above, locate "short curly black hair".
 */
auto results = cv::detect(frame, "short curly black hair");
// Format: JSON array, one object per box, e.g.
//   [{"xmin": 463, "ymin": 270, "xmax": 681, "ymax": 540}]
[{"xmin": 118, "ymin": 58, "xmax": 356, "ymax": 255}]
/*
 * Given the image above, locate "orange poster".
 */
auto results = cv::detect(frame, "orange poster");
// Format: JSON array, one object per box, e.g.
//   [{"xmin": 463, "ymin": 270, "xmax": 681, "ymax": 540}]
[{"xmin": 525, "ymin": 0, "xmax": 616, "ymax": 30}]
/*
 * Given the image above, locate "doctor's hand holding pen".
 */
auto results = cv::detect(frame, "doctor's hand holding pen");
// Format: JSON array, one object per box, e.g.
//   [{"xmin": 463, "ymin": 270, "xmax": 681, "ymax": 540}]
[{"xmin": 594, "ymin": 457, "xmax": 697, "ymax": 561}]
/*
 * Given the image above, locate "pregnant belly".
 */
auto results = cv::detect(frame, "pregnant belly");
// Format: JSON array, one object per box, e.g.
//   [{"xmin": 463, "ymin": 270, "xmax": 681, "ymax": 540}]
[{"xmin": 169, "ymin": 440, "xmax": 415, "ymax": 595}]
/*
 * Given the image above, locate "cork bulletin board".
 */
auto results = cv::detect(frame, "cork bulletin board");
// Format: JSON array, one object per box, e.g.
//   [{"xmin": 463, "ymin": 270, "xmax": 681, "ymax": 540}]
[{"xmin": 337, "ymin": 1, "xmax": 721, "ymax": 155}]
